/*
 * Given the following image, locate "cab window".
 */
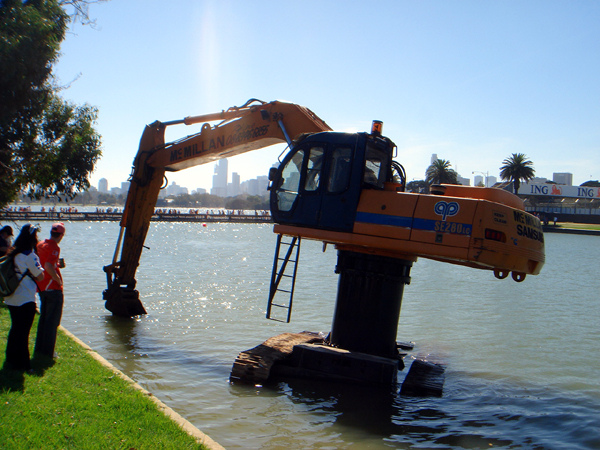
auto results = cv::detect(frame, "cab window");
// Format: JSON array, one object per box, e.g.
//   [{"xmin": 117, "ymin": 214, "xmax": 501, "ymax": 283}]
[
  {"xmin": 304, "ymin": 146, "xmax": 324, "ymax": 192},
  {"xmin": 327, "ymin": 147, "xmax": 352, "ymax": 193},
  {"xmin": 277, "ymin": 149, "xmax": 304, "ymax": 211},
  {"xmin": 363, "ymin": 144, "xmax": 388, "ymax": 189}
]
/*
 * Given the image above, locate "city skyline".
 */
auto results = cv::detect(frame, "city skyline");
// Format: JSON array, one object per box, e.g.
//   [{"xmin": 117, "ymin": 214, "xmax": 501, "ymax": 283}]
[
  {"xmin": 94, "ymin": 157, "xmax": 589, "ymax": 198},
  {"xmin": 96, "ymin": 159, "xmax": 271, "ymax": 197}
]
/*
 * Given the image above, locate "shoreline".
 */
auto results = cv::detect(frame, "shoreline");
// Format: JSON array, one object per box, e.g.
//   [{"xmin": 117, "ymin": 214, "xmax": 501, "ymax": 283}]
[
  {"xmin": 542, "ymin": 225, "xmax": 600, "ymax": 236},
  {"xmin": 59, "ymin": 326, "xmax": 225, "ymax": 450},
  {"xmin": 0, "ymin": 306, "xmax": 223, "ymax": 449}
]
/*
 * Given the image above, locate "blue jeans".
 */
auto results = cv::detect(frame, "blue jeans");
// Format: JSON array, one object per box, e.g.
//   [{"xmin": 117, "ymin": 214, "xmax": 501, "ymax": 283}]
[{"xmin": 35, "ymin": 290, "xmax": 64, "ymax": 357}]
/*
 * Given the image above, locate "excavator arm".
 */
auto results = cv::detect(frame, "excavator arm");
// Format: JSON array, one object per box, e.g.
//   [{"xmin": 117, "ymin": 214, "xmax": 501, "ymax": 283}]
[{"xmin": 103, "ymin": 99, "xmax": 331, "ymax": 316}]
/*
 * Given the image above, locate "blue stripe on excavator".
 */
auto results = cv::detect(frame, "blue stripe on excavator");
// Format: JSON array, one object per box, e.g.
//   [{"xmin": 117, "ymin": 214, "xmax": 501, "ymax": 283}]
[{"xmin": 355, "ymin": 212, "xmax": 412, "ymax": 228}]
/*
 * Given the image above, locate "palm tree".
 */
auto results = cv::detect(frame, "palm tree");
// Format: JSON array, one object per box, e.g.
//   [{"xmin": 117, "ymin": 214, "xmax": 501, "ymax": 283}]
[
  {"xmin": 426, "ymin": 159, "xmax": 458, "ymax": 186},
  {"xmin": 499, "ymin": 153, "xmax": 535, "ymax": 194}
]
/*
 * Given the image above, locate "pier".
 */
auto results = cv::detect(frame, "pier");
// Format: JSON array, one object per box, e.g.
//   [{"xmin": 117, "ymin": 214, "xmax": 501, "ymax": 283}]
[{"xmin": 0, "ymin": 209, "xmax": 273, "ymax": 224}]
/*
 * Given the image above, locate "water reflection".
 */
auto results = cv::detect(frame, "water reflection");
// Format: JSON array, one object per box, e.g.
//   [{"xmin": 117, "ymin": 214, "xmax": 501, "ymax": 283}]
[
  {"xmin": 103, "ymin": 315, "xmax": 142, "ymax": 354},
  {"xmin": 102, "ymin": 314, "xmax": 232, "ymax": 383},
  {"xmin": 283, "ymin": 377, "xmax": 398, "ymax": 436}
]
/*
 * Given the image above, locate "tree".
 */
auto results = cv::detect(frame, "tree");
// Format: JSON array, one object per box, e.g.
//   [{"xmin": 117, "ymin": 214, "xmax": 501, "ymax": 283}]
[
  {"xmin": 0, "ymin": 0, "xmax": 102, "ymax": 207},
  {"xmin": 581, "ymin": 180, "xmax": 600, "ymax": 187},
  {"xmin": 406, "ymin": 179, "xmax": 429, "ymax": 193},
  {"xmin": 425, "ymin": 159, "xmax": 458, "ymax": 186},
  {"xmin": 499, "ymin": 153, "xmax": 535, "ymax": 195}
]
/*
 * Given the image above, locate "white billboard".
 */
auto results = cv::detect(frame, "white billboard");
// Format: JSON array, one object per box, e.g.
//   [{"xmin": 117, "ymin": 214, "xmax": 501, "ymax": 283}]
[{"xmin": 522, "ymin": 182, "xmax": 600, "ymax": 199}]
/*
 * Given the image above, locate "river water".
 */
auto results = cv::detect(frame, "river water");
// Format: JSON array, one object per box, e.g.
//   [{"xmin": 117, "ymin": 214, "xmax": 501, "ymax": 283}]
[{"xmin": 15, "ymin": 221, "xmax": 600, "ymax": 448}]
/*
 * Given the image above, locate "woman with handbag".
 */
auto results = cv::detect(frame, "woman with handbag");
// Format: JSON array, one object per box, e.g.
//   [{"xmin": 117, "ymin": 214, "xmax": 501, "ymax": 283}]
[{"xmin": 3, "ymin": 224, "xmax": 44, "ymax": 372}]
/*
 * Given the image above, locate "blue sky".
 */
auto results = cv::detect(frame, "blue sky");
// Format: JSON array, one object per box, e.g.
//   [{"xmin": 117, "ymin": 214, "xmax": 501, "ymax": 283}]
[{"xmin": 54, "ymin": 0, "xmax": 600, "ymax": 192}]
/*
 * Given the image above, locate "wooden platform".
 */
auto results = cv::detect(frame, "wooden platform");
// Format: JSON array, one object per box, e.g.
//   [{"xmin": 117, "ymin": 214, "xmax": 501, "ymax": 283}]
[{"xmin": 229, "ymin": 332, "xmax": 324, "ymax": 385}]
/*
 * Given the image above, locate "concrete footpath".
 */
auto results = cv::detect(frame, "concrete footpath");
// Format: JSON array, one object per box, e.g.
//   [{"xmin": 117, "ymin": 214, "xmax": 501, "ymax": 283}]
[{"xmin": 60, "ymin": 326, "xmax": 225, "ymax": 450}]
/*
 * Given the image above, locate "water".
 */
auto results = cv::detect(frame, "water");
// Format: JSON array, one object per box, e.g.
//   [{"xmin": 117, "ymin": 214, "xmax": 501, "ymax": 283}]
[{"xmin": 18, "ymin": 221, "xmax": 600, "ymax": 448}]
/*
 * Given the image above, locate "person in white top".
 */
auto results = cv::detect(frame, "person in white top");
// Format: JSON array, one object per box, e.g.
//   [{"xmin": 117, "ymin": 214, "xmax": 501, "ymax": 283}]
[{"xmin": 3, "ymin": 224, "xmax": 44, "ymax": 372}]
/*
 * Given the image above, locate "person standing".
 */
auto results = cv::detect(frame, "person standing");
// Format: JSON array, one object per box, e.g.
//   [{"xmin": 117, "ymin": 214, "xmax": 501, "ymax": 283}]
[
  {"xmin": 35, "ymin": 222, "xmax": 66, "ymax": 358},
  {"xmin": 0, "ymin": 225, "xmax": 13, "ymax": 256},
  {"xmin": 3, "ymin": 224, "xmax": 44, "ymax": 371}
]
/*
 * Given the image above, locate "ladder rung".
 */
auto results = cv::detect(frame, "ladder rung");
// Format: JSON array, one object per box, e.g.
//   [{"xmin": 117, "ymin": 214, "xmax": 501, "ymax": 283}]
[
  {"xmin": 277, "ymin": 289, "xmax": 292, "ymax": 294},
  {"xmin": 277, "ymin": 257, "xmax": 297, "ymax": 263},
  {"xmin": 270, "ymin": 303, "xmax": 289, "ymax": 309}
]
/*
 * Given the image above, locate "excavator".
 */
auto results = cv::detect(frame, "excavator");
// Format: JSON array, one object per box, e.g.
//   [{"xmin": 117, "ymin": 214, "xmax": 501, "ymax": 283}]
[{"xmin": 103, "ymin": 99, "xmax": 545, "ymax": 388}]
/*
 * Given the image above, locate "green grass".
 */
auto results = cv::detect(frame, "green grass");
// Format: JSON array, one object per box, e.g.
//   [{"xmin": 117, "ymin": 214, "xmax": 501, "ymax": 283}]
[
  {"xmin": 0, "ymin": 305, "xmax": 208, "ymax": 449},
  {"xmin": 555, "ymin": 222, "xmax": 600, "ymax": 231}
]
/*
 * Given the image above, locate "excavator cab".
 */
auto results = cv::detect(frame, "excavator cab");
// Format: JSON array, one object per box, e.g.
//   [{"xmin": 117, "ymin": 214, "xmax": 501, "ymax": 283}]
[{"xmin": 269, "ymin": 130, "xmax": 399, "ymax": 232}]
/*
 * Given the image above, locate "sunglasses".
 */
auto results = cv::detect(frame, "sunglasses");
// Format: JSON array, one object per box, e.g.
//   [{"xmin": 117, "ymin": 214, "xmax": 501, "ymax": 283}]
[{"xmin": 25, "ymin": 223, "xmax": 41, "ymax": 235}]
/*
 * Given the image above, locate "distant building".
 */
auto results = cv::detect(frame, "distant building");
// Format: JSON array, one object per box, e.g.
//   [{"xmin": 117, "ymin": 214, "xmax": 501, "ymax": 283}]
[
  {"xmin": 120, "ymin": 182, "xmax": 130, "ymax": 194},
  {"xmin": 457, "ymin": 175, "xmax": 470, "ymax": 186},
  {"xmin": 530, "ymin": 177, "xmax": 548, "ymax": 184},
  {"xmin": 244, "ymin": 179, "xmax": 260, "ymax": 196},
  {"xmin": 98, "ymin": 178, "xmax": 108, "ymax": 193},
  {"xmin": 487, "ymin": 175, "xmax": 497, "ymax": 187},
  {"xmin": 257, "ymin": 175, "xmax": 269, "ymax": 194},
  {"xmin": 166, "ymin": 181, "xmax": 187, "ymax": 196},
  {"xmin": 430, "ymin": 153, "xmax": 438, "ymax": 164},
  {"xmin": 228, "ymin": 172, "xmax": 241, "ymax": 197},
  {"xmin": 553, "ymin": 172, "xmax": 573, "ymax": 186},
  {"xmin": 211, "ymin": 159, "xmax": 228, "ymax": 197}
]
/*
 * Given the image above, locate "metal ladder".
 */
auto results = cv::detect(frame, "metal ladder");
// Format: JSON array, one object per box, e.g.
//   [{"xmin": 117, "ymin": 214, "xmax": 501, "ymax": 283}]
[{"xmin": 266, "ymin": 235, "xmax": 301, "ymax": 323}]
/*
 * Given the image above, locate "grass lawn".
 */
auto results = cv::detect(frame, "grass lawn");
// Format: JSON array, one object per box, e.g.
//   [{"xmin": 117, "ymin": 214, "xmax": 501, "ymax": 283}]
[
  {"xmin": 554, "ymin": 222, "xmax": 600, "ymax": 231},
  {"xmin": 0, "ymin": 305, "xmax": 209, "ymax": 450}
]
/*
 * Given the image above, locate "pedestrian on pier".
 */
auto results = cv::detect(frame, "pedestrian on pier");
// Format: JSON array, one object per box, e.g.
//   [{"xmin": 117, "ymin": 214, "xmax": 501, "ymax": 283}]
[{"xmin": 35, "ymin": 222, "xmax": 66, "ymax": 358}]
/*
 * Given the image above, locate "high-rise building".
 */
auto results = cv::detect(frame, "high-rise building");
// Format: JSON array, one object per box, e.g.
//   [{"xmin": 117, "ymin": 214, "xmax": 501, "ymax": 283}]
[
  {"xmin": 211, "ymin": 159, "xmax": 228, "ymax": 197},
  {"xmin": 473, "ymin": 175, "xmax": 497, "ymax": 187},
  {"xmin": 245, "ymin": 179, "xmax": 259, "ymax": 196},
  {"xmin": 553, "ymin": 173, "xmax": 573, "ymax": 186},
  {"xmin": 257, "ymin": 175, "xmax": 269, "ymax": 194},
  {"xmin": 457, "ymin": 175, "xmax": 470, "ymax": 186},
  {"xmin": 98, "ymin": 178, "xmax": 108, "ymax": 193},
  {"xmin": 228, "ymin": 172, "xmax": 241, "ymax": 197}
]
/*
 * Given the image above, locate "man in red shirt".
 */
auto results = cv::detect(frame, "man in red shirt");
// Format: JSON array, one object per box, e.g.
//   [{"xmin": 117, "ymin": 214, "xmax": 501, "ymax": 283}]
[{"xmin": 35, "ymin": 222, "xmax": 66, "ymax": 358}]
